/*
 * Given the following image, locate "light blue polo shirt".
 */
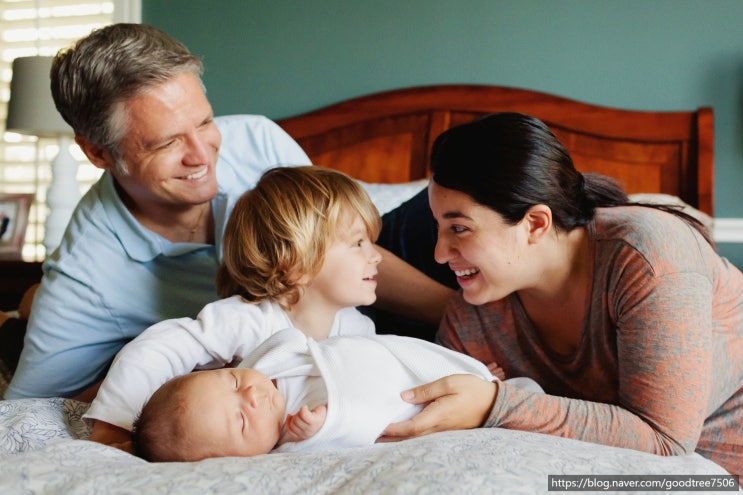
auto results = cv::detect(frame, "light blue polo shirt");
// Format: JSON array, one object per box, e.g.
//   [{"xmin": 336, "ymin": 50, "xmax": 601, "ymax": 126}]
[{"xmin": 5, "ymin": 115, "xmax": 310, "ymax": 399}]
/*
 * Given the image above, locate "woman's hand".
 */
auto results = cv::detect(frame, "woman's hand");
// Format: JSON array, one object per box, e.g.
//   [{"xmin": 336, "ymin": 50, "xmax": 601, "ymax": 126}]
[{"xmin": 377, "ymin": 374, "xmax": 498, "ymax": 442}]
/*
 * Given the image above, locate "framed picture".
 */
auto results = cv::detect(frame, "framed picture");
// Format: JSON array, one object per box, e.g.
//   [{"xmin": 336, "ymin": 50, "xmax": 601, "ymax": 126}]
[{"xmin": 0, "ymin": 193, "xmax": 34, "ymax": 260}]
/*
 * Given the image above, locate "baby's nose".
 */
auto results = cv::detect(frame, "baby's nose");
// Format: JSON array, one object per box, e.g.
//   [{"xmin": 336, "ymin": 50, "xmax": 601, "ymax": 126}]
[{"xmin": 244, "ymin": 386, "xmax": 266, "ymax": 407}]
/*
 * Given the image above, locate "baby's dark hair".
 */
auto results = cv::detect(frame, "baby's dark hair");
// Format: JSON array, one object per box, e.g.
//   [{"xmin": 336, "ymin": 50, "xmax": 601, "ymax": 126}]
[{"xmin": 132, "ymin": 375, "xmax": 196, "ymax": 462}]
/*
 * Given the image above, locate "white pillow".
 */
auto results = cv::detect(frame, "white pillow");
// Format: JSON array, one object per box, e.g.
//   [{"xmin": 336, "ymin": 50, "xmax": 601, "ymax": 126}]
[{"xmin": 359, "ymin": 179, "xmax": 429, "ymax": 215}]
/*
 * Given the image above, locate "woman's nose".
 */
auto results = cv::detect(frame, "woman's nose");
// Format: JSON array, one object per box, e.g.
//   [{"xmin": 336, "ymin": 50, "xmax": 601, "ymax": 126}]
[{"xmin": 433, "ymin": 235, "xmax": 452, "ymax": 264}]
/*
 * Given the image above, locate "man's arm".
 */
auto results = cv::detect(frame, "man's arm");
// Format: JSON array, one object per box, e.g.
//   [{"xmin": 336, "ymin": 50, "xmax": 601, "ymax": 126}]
[
  {"xmin": 5, "ymin": 274, "xmax": 124, "ymax": 399},
  {"xmin": 374, "ymin": 246, "xmax": 454, "ymax": 326}
]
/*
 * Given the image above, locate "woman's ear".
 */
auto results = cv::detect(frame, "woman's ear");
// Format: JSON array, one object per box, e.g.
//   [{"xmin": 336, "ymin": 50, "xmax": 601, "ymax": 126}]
[
  {"xmin": 74, "ymin": 135, "xmax": 115, "ymax": 171},
  {"xmin": 524, "ymin": 204, "xmax": 552, "ymax": 244}
]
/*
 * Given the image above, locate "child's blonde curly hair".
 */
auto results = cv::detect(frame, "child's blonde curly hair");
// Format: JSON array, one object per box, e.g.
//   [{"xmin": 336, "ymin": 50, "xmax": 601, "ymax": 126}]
[{"xmin": 216, "ymin": 166, "xmax": 382, "ymax": 309}]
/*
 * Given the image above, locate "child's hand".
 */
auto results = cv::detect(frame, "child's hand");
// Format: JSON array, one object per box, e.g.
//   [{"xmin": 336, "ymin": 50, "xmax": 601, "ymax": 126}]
[
  {"xmin": 487, "ymin": 362, "xmax": 505, "ymax": 381},
  {"xmin": 279, "ymin": 404, "xmax": 328, "ymax": 445},
  {"xmin": 89, "ymin": 420, "xmax": 135, "ymax": 454}
]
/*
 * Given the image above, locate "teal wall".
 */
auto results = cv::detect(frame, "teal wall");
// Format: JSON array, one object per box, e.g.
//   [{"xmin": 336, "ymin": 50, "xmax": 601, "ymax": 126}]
[{"xmin": 143, "ymin": 0, "xmax": 743, "ymax": 266}]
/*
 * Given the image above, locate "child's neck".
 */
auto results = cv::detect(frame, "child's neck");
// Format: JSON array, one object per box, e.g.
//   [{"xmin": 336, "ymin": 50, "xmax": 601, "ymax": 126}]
[{"xmin": 285, "ymin": 298, "xmax": 341, "ymax": 340}]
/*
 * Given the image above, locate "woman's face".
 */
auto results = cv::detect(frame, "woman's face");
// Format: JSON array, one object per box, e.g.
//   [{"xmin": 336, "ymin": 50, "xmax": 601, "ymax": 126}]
[{"xmin": 428, "ymin": 182, "xmax": 531, "ymax": 305}]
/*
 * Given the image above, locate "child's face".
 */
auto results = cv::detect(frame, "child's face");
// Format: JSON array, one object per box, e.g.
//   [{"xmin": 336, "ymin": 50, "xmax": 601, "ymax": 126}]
[
  {"xmin": 178, "ymin": 367, "xmax": 286, "ymax": 459},
  {"xmin": 307, "ymin": 212, "xmax": 382, "ymax": 311}
]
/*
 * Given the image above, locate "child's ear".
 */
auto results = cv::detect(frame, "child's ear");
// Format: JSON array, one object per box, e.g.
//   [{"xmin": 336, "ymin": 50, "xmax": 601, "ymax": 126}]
[{"xmin": 524, "ymin": 204, "xmax": 552, "ymax": 244}]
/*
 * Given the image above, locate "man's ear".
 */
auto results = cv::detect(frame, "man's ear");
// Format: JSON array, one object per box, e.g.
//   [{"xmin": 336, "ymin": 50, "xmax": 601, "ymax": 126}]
[
  {"xmin": 524, "ymin": 204, "xmax": 552, "ymax": 244},
  {"xmin": 75, "ymin": 135, "xmax": 114, "ymax": 171}
]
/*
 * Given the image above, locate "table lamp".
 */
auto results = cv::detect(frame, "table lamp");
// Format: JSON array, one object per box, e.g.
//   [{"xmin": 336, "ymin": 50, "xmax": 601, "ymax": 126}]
[{"xmin": 5, "ymin": 55, "xmax": 80, "ymax": 254}]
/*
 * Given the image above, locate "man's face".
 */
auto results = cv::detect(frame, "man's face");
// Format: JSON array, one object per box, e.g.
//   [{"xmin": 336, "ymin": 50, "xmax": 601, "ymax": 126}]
[{"xmin": 112, "ymin": 72, "xmax": 222, "ymax": 213}]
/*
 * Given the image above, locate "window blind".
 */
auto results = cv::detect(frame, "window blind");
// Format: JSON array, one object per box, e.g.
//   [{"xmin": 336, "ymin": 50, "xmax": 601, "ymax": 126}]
[{"xmin": 1, "ymin": 0, "xmax": 114, "ymax": 260}]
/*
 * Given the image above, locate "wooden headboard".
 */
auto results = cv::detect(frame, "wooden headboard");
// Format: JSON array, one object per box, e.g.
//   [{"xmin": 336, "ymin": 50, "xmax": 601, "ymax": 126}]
[{"xmin": 278, "ymin": 84, "xmax": 714, "ymax": 215}]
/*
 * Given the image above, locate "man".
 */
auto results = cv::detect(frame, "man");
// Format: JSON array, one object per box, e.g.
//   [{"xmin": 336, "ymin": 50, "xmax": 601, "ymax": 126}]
[{"xmin": 4, "ymin": 24, "xmax": 452, "ymax": 404}]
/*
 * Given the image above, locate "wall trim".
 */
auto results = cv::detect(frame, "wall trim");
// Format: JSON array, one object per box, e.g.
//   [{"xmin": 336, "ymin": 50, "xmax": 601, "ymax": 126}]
[
  {"xmin": 114, "ymin": 0, "xmax": 142, "ymax": 23},
  {"xmin": 713, "ymin": 218, "xmax": 743, "ymax": 243}
]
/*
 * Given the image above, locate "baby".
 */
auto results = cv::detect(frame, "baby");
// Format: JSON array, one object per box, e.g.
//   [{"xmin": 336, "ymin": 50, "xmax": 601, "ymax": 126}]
[{"xmin": 133, "ymin": 328, "xmax": 543, "ymax": 461}]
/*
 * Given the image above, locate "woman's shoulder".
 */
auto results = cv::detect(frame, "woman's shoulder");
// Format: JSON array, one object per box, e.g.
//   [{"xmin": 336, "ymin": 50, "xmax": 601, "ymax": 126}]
[
  {"xmin": 592, "ymin": 206, "xmax": 706, "ymax": 247},
  {"xmin": 591, "ymin": 206, "xmax": 716, "ymax": 275}
]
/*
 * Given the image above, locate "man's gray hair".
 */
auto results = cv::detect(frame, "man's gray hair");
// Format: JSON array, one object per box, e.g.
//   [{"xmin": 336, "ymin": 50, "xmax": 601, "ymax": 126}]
[{"xmin": 51, "ymin": 23, "xmax": 203, "ymax": 168}]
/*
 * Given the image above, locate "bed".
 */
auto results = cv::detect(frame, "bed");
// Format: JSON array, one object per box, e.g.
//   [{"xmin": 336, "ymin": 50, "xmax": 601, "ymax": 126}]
[{"xmin": 0, "ymin": 85, "xmax": 729, "ymax": 494}]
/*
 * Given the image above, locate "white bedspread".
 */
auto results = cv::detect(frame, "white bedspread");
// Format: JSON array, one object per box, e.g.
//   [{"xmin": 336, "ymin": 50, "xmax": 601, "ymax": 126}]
[{"xmin": 0, "ymin": 398, "xmax": 732, "ymax": 494}]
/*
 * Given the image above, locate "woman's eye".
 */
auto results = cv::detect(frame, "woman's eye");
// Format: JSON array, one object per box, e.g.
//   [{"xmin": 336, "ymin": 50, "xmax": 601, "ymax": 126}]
[{"xmin": 451, "ymin": 225, "xmax": 467, "ymax": 234}]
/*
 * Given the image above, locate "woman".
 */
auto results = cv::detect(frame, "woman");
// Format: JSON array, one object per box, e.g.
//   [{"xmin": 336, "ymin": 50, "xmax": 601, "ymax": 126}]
[{"xmin": 381, "ymin": 112, "xmax": 743, "ymax": 474}]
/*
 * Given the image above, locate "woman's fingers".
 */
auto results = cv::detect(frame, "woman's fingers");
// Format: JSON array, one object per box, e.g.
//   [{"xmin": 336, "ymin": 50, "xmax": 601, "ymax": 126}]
[
  {"xmin": 399, "ymin": 376, "xmax": 453, "ymax": 403},
  {"xmin": 378, "ymin": 375, "xmax": 498, "ymax": 442}
]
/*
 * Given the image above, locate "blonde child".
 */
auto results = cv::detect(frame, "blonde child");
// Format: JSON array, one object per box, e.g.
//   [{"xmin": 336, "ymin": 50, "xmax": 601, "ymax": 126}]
[{"xmin": 85, "ymin": 166, "xmax": 383, "ymax": 448}]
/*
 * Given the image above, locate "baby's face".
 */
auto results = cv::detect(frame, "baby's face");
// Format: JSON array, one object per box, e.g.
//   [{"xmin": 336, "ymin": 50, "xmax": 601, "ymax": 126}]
[{"xmin": 180, "ymin": 367, "xmax": 286, "ymax": 459}]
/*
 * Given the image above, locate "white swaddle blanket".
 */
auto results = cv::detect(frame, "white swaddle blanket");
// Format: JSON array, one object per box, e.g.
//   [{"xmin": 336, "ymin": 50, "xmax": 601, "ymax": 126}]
[{"xmin": 239, "ymin": 329, "xmax": 542, "ymax": 453}]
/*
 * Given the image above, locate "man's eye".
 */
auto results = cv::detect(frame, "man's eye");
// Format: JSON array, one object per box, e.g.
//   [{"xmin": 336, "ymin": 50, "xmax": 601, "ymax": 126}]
[{"xmin": 157, "ymin": 140, "xmax": 175, "ymax": 151}]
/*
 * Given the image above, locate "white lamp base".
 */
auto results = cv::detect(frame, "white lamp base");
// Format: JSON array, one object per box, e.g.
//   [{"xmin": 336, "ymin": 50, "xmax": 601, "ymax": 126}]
[{"xmin": 43, "ymin": 136, "xmax": 80, "ymax": 254}]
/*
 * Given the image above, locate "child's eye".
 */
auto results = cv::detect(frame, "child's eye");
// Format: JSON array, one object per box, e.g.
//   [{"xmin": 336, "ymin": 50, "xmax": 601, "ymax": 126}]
[{"xmin": 353, "ymin": 239, "xmax": 364, "ymax": 247}]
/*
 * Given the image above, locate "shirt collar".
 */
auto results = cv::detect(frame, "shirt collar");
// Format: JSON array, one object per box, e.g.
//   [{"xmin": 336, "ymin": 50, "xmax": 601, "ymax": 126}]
[{"xmin": 99, "ymin": 172, "xmax": 214, "ymax": 262}]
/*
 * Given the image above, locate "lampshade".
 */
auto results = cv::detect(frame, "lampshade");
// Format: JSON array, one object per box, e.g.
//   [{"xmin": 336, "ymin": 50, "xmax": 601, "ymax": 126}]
[
  {"xmin": 5, "ymin": 55, "xmax": 79, "ymax": 255},
  {"xmin": 6, "ymin": 56, "xmax": 72, "ymax": 137}
]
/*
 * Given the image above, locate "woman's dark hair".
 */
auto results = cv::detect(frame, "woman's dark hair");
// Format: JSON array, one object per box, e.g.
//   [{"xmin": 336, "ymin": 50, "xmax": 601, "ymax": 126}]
[{"xmin": 430, "ymin": 112, "xmax": 713, "ymax": 245}]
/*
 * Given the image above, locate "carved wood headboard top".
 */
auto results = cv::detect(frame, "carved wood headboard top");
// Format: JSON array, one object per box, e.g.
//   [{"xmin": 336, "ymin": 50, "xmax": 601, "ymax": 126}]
[{"xmin": 278, "ymin": 84, "xmax": 713, "ymax": 215}]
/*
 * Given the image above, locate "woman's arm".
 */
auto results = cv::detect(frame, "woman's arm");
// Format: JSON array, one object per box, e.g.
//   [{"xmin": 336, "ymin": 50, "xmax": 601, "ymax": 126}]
[{"xmin": 381, "ymin": 271, "xmax": 713, "ymax": 456}]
